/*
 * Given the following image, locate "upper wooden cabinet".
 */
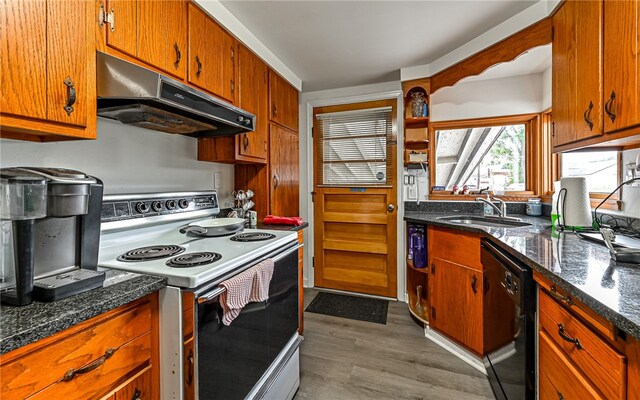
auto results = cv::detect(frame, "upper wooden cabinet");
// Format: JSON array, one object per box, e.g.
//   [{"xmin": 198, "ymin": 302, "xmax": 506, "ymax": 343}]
[
  {"xmin": 237, "ymin": 45, "xmax": 268, "ymax": 161},
  {"xmin": 269, "ymin": 70, "xmax": 299, "ymax": 132},
  {"xmin": 137, "ymin": 0, "xmax": 187, "ymax": 79},
  {"xmin": 187, "ymin": 3, "xmax": 236, "ymax": 103},
  {"xmin": 0, "ymin": 0, "xmax": 96, "ymax": 141},
  {"xmin": 102, "ymin": 0, "xmax": 137, "ymax": 57},
  {"xmin": 552, "ymin": 0, "xmax": 640, "ymax": 151},
  {"xmin": 603, "ymin": 0, "xmax": 639, "ymax": 133},
  {"xmin": 552, "ymin": 0, "xmax": 603, "ymax": 148}
]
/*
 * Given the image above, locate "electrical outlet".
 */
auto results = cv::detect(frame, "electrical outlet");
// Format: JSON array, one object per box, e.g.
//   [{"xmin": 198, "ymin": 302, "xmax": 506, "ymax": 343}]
[{"xmin": 408, "ymin": 187, "xmax": 417, "ymax": 200}]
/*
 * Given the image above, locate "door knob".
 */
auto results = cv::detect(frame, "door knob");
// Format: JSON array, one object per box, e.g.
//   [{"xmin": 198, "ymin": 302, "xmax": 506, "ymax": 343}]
[{"xmin": 387, "ymin": 204, "xmax": 395, "ymax": 212}]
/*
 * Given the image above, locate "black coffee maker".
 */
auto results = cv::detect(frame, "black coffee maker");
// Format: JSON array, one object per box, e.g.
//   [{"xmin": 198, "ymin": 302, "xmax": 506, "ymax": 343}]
[{"xmin": 0, "ymin": 167, "xmax": 105, "ymax": 306}]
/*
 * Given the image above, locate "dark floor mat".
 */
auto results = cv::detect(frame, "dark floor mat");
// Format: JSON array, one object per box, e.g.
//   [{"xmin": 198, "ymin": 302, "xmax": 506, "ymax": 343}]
[{"xmin": 305, "ymin": 292, "xmax": 389, "ymax": 324}]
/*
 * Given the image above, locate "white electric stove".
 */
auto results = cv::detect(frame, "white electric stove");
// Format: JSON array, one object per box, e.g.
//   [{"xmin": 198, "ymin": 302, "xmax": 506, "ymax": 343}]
[{"xmin": 98, "ymin": 191, "xmax": 302, "ymax": 400}]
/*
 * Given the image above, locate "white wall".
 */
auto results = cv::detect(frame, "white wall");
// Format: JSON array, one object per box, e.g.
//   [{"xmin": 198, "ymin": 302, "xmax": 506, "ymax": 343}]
[
  {"xmin": 299, "ymin": 80, "xmax": 405, "ymax": 297},
  {"xmin": 430, "ymin": 73, "xmax": 546, "ymax": 121},
  {"xmin": 0, "ymin": 119, "xmax": 235, "ymax": 204},
  {"xmin": 542, "ymin": 66, "xmax": 552, "ymax": 110}
]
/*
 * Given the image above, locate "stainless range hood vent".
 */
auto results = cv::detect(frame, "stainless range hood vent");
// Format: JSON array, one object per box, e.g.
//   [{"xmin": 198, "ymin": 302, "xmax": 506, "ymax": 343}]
[{"xmin": 96, "ymin": 52, "xmax": 255, "ymax": 137}]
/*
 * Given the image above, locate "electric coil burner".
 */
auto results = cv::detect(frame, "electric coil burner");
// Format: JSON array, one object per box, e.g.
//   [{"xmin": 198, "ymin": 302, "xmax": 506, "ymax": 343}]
[
  {"xmin": 117, "ymin": 245, "xmax": 185, "ymax": 262},
  {"xmin": 230, "ymin": 232, "xmax": 276, "ymax": 242},
  {"xmin": 166, "ymin": 252, "xmax": 222, "ymax": 268}
]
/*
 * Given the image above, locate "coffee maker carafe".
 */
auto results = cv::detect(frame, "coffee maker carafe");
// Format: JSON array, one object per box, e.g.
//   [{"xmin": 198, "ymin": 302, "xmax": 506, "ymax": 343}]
[
  {"xmin": 0, "ymin": 169, "xmax": 48, "ymax": 305},
  {"xmin": 1, "ymin": 167, "xmax": 105, "ymax": 306}
]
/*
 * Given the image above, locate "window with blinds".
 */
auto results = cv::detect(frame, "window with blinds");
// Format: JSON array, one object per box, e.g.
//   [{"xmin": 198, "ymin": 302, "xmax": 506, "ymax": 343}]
[{"xmin": 315, "ymin": 106, "xmax": 394, "ymax": 186}]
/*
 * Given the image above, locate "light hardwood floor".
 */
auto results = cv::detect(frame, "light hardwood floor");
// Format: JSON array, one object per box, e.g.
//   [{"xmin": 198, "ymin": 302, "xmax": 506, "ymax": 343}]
[{"xmin": 294, "ymin": 289, "xmax": 495, "ymax": 400}]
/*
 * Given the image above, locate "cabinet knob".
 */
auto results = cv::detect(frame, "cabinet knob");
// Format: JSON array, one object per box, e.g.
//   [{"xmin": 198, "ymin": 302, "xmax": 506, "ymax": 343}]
[
  {"xmin": 63, "ymin": 77, "xmax": 76, "ymax": 116},
  {"xmin": 604, "ymin": 91, "xmax": 616, "ymax": 123},
  {"xmin": 195, "ymin": 55, "xmax": 202, "ymax": 77},
  {"xmin": 583, "ymin": 101, "xmax": 594, "ymax": 131},
  {"xmin": 174, "ymin": 43, "xmax": 181, "ymax": 69}
]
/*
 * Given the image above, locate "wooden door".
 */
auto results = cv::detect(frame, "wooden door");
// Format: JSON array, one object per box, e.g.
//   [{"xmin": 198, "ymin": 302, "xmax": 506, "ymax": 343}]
[
  {"xmin": 574, "ymin": 0, "xmax": 603, "ymax": 141},
  {"xmin": 0, "ymin": 0, "xmax": 47, "ymax": 121},
  {"xmin": 603, "ymin": 0, "xmax": 639, "ymax": 133},
  {"xmin": 269, "ymin": 70, "xmax": 299, "ymax": 131},
  {"xmin": 47, "ymin": 0, "xmax": 88, "ymax": 127},
  {"xmin": 138, "ymin": 0, "xmax": 187, "ymax": 79},
  {"xmin": 552, "ymin": 0, "xmax": 577, "ymax": 147},
  {"xmin": 104, "ymin": 0, "xmax": 137, "ymax": 57},
  {"xmin": 237, "ymin": 45, "xmax": 268, "ymax": 161},
  {"xmin": 429, "ymin": 258, "xmax": 483, "ymax": 355},
  {"xmin": 270, "ymin": 123, "xmax": 299, "ymax": 216},
  {"xmin": 313, "ymin": 100, "xmax": 398, "ymax": 298}
]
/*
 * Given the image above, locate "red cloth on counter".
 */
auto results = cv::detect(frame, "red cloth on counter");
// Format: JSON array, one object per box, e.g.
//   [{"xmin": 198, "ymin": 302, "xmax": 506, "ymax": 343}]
[
  {"xmin": 263, "ymin": 215, "xmax": 304, "ymax": 226},
  {"xmin": 219, "ymin": 259, "xmax": 274, "ymax": 326}
]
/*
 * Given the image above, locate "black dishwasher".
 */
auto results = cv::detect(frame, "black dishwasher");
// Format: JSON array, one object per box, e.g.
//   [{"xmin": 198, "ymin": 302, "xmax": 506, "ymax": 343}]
[{"xmin": 481, "ymin": 239, "xmax": 535, "ymax": 400}]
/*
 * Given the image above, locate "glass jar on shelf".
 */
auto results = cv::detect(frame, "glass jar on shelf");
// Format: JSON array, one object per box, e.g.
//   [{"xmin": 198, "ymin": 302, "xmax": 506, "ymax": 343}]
[{"xmin": 411, "ymin": 92, "xmax": 426, "ymax": 118}]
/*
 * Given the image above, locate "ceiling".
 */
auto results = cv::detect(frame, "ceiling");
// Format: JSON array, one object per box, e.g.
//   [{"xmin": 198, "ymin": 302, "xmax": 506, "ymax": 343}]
[{"xmin": 220, "ymin": 0, "xmax": 539, "ymax": 91}]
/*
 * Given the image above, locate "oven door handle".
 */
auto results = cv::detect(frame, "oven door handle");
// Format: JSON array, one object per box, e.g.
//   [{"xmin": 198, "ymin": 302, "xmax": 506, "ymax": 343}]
[{"xmin": 197, "ymin": 243, "xmax": 303, "ymax": 304}]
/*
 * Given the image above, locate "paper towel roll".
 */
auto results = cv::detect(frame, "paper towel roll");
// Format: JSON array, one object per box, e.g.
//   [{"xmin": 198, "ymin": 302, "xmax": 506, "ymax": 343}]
[{"xmin": 560, "ymin": 177, "xmax": 593, "ymax": 228}]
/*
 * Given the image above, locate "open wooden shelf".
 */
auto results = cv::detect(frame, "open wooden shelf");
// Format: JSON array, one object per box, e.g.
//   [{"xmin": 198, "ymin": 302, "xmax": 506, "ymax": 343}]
[
  {"xmin": 405, "ymin": 117, "xmax": 430, "ymax": 128},
  {"xmin": 405, "ymin": 139, "xmax": 429, "ymax": 145}
]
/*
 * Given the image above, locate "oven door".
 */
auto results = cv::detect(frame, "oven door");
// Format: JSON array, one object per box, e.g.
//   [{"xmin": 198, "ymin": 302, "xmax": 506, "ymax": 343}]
[{"xmin": 195, "ymin": 243, "xmax": 301, "ymax": 400}]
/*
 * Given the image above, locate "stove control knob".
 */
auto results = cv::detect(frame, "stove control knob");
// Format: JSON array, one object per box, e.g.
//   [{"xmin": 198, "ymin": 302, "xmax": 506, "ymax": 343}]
[
  {"xmin": 166, "ymin": 199, "xmax": 177, "ymax": 210},
  {"xmin": 178, "ymin": 199, "xmax": 190, "ymax": 209},
  {"xmin": 135, "ymin": 202, "xmax": 150, "ymax": 214},
  {"xmin": 151, "ymin": 201, "xmax": 163, "ymax": 212}
]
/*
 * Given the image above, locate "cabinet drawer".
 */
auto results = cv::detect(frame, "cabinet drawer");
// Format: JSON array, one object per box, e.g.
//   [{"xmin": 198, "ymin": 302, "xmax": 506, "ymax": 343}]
[
  {"xmin": 534, "ymin": 270, "xmax": 617, "ymax": 340},
  {"xmin": 28, "ymin": 333, "xmax": 151, "ymax": 400},
  {"xmin": 1, "ymin": 301, "xmax": 151, "ymax": 399},
  {"xmin": 539, "ymin": 331, "xmax": 604, "ymax": 400},
  {"xmin": 115, "ymin": 365, "xmax": 153, "ymax": 400},
  {"xmin": 427, "ymin": 227, "xmax": 482, "ymax": 271},
  {"xmin": 539, "ymin": 290, "xmax": 626, "ymax": 400}
]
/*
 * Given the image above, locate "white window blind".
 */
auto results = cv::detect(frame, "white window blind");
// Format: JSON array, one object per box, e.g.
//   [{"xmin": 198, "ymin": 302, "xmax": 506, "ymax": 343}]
[{"xmin": 316, "ymin": 106, "xmax": 394, "ymax": 186}]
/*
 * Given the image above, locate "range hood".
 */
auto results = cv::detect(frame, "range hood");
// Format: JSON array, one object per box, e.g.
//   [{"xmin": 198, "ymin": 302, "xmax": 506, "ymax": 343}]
[{"xmin": 96, "ymin": 52, "xmax": 255, "ymax": 137}]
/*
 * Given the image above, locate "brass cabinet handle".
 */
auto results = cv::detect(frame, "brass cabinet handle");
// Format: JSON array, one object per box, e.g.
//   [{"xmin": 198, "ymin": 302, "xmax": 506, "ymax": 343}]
[
  {"xmin": 60, "ymin": 347, "xmax": 117, "ymax": 382},
  {"xmin": 131, "ymin": 388, "xmax": 142, "ymax": 400},
  {"xmin": 604, "ymin": 91, "xmax": 616, "ymax": 123},
  {"xmin": 557, "ymin": 390, "xmax": 565, "ymax": 400},
  {"xmin": 273, "ymin": 174, "xmax": 279, "ymax": 189},
  {"xmin": 471, "ymin": 274, "xmax": 478, "ymax": 294},
  {"xmin": 272, "ymin": 104, "xmax": 277, "ymax": 117},
  {"xmin": 186, "ymin": 349, "xmax": 194, "ymax": 386},
  {"xmin": 195, "ymin": 55, "xmax": 202, "ymax": 77},
  {"xmin": 583, "ymin": 101, "xmax": 594, "ymax": 131},
  {"xmin": 243, "ymin": 134, "xmax": 249, "ymax": 150},
  {"xmin": 174, "ymin": 43, "xmax": 181, "ymax": 69},
  {"xmin": 63, "ymin": 77, "xmax": 76, "ymax": 116},
  {"xmin": 549, "ymin": 285, "xmax": 573, "ymax": 306},
  {"xmin": 557, "ymin": 323, "xmax": 583, "ymax": 350}
]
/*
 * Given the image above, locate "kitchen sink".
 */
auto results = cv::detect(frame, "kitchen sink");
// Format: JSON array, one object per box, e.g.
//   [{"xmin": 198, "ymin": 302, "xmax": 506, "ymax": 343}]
[{"xmin": 437, "ymin": 215, "xmax": 532, "ymax": 228}]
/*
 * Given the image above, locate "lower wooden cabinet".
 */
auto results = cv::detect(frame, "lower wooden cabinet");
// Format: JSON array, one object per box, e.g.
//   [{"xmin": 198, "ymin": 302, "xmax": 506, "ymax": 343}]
[
  {"xmin": 114, "ymin": 366, "xmax": 153, "ymax": 400},
  {"xmin": 0, "ymin": 294, "xmax": 159, "ymax": 400},
  {"xmin": 539, "ymin": 331, "xmax": 604, "ymax": 400},
  {"xmin": 298, "ymin": 230, "xmax": 304, "ymax": 334}
]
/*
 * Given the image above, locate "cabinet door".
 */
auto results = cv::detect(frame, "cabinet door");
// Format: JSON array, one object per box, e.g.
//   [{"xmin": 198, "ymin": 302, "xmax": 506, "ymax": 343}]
[
  {"xmin": 206, "ymin": 18, "xmax": 236, "ymax": 102},
  {"xmin": 552, "ymin": 0, "xmax": 577, "ymax": 147},
  {"xmin": 115, "ymin": 366, "xmax": 153, "ymax": 400},
  {"xmin": 574, "ymin": 0, "xmax": 603, "ymax": 140},
  {"xmin": 138, "ymin": 0, "xmax": 187, "ymax": 79},
  {"xmin": 269, "ymin": 70, "xmax": 299, "ymax": 131},
  {"xmin": 603, "ymin": 0, "xmax": 639, "ymax": 132},
  {"xmin": 47, "ymin": 0, "xmax": 88, "ymax": 127},
  {"xmin": 104, "ymin": 0, "xmax": 137, "ymax": 57},
  {"xmin": 187, "ymin": 3, "xmax": 208, "ymax": 90},
  {"xmin": 183, "ymin": 338, "xmax": 195, "ymax": 400},
  {"xmin": 429, "ymin": 258, "xmax": 483, "ymax": 355},
  {"xmin": 0, "ymin": 0, "xmax": 47, "ymax": 121},
  {"xmin": 269, "ymin": 124, "xmax": 299, "ymax": 217},
  {"xmin": 237, "ymin": 45, "xmax": 268, "ymax": 161}
]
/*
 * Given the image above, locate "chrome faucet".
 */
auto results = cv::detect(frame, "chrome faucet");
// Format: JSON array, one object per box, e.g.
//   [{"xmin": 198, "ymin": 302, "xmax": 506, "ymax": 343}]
[{"xmin": 475, "ymin": 196, "xmax": 507, "ymax": 217}]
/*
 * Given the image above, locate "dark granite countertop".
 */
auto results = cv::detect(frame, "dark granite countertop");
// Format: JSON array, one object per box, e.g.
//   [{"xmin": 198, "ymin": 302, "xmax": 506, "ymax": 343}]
[
  {"xmin": 0, "ymin": 270, "xmax": 166, "ymax": 354},
  {"xmin": 257, "ymin": 221, "xmax": 309, "ymax": 232},
  {"xmin": 404, "ymin": 212, "xmax": 640, "ymax": 338}
]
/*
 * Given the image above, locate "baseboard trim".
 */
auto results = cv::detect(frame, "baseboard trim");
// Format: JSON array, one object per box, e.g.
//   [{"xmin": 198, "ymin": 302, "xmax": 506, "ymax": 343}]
[{"xmin": 424, "ymin": 326, "xmax": 487, "ymax": 375}]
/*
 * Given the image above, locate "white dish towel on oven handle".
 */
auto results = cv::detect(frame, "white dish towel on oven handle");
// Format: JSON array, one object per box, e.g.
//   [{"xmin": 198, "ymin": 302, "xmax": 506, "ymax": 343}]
[{"xmin": 219, "ymin": 259, "xmax": 275, "ymax": 326}]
